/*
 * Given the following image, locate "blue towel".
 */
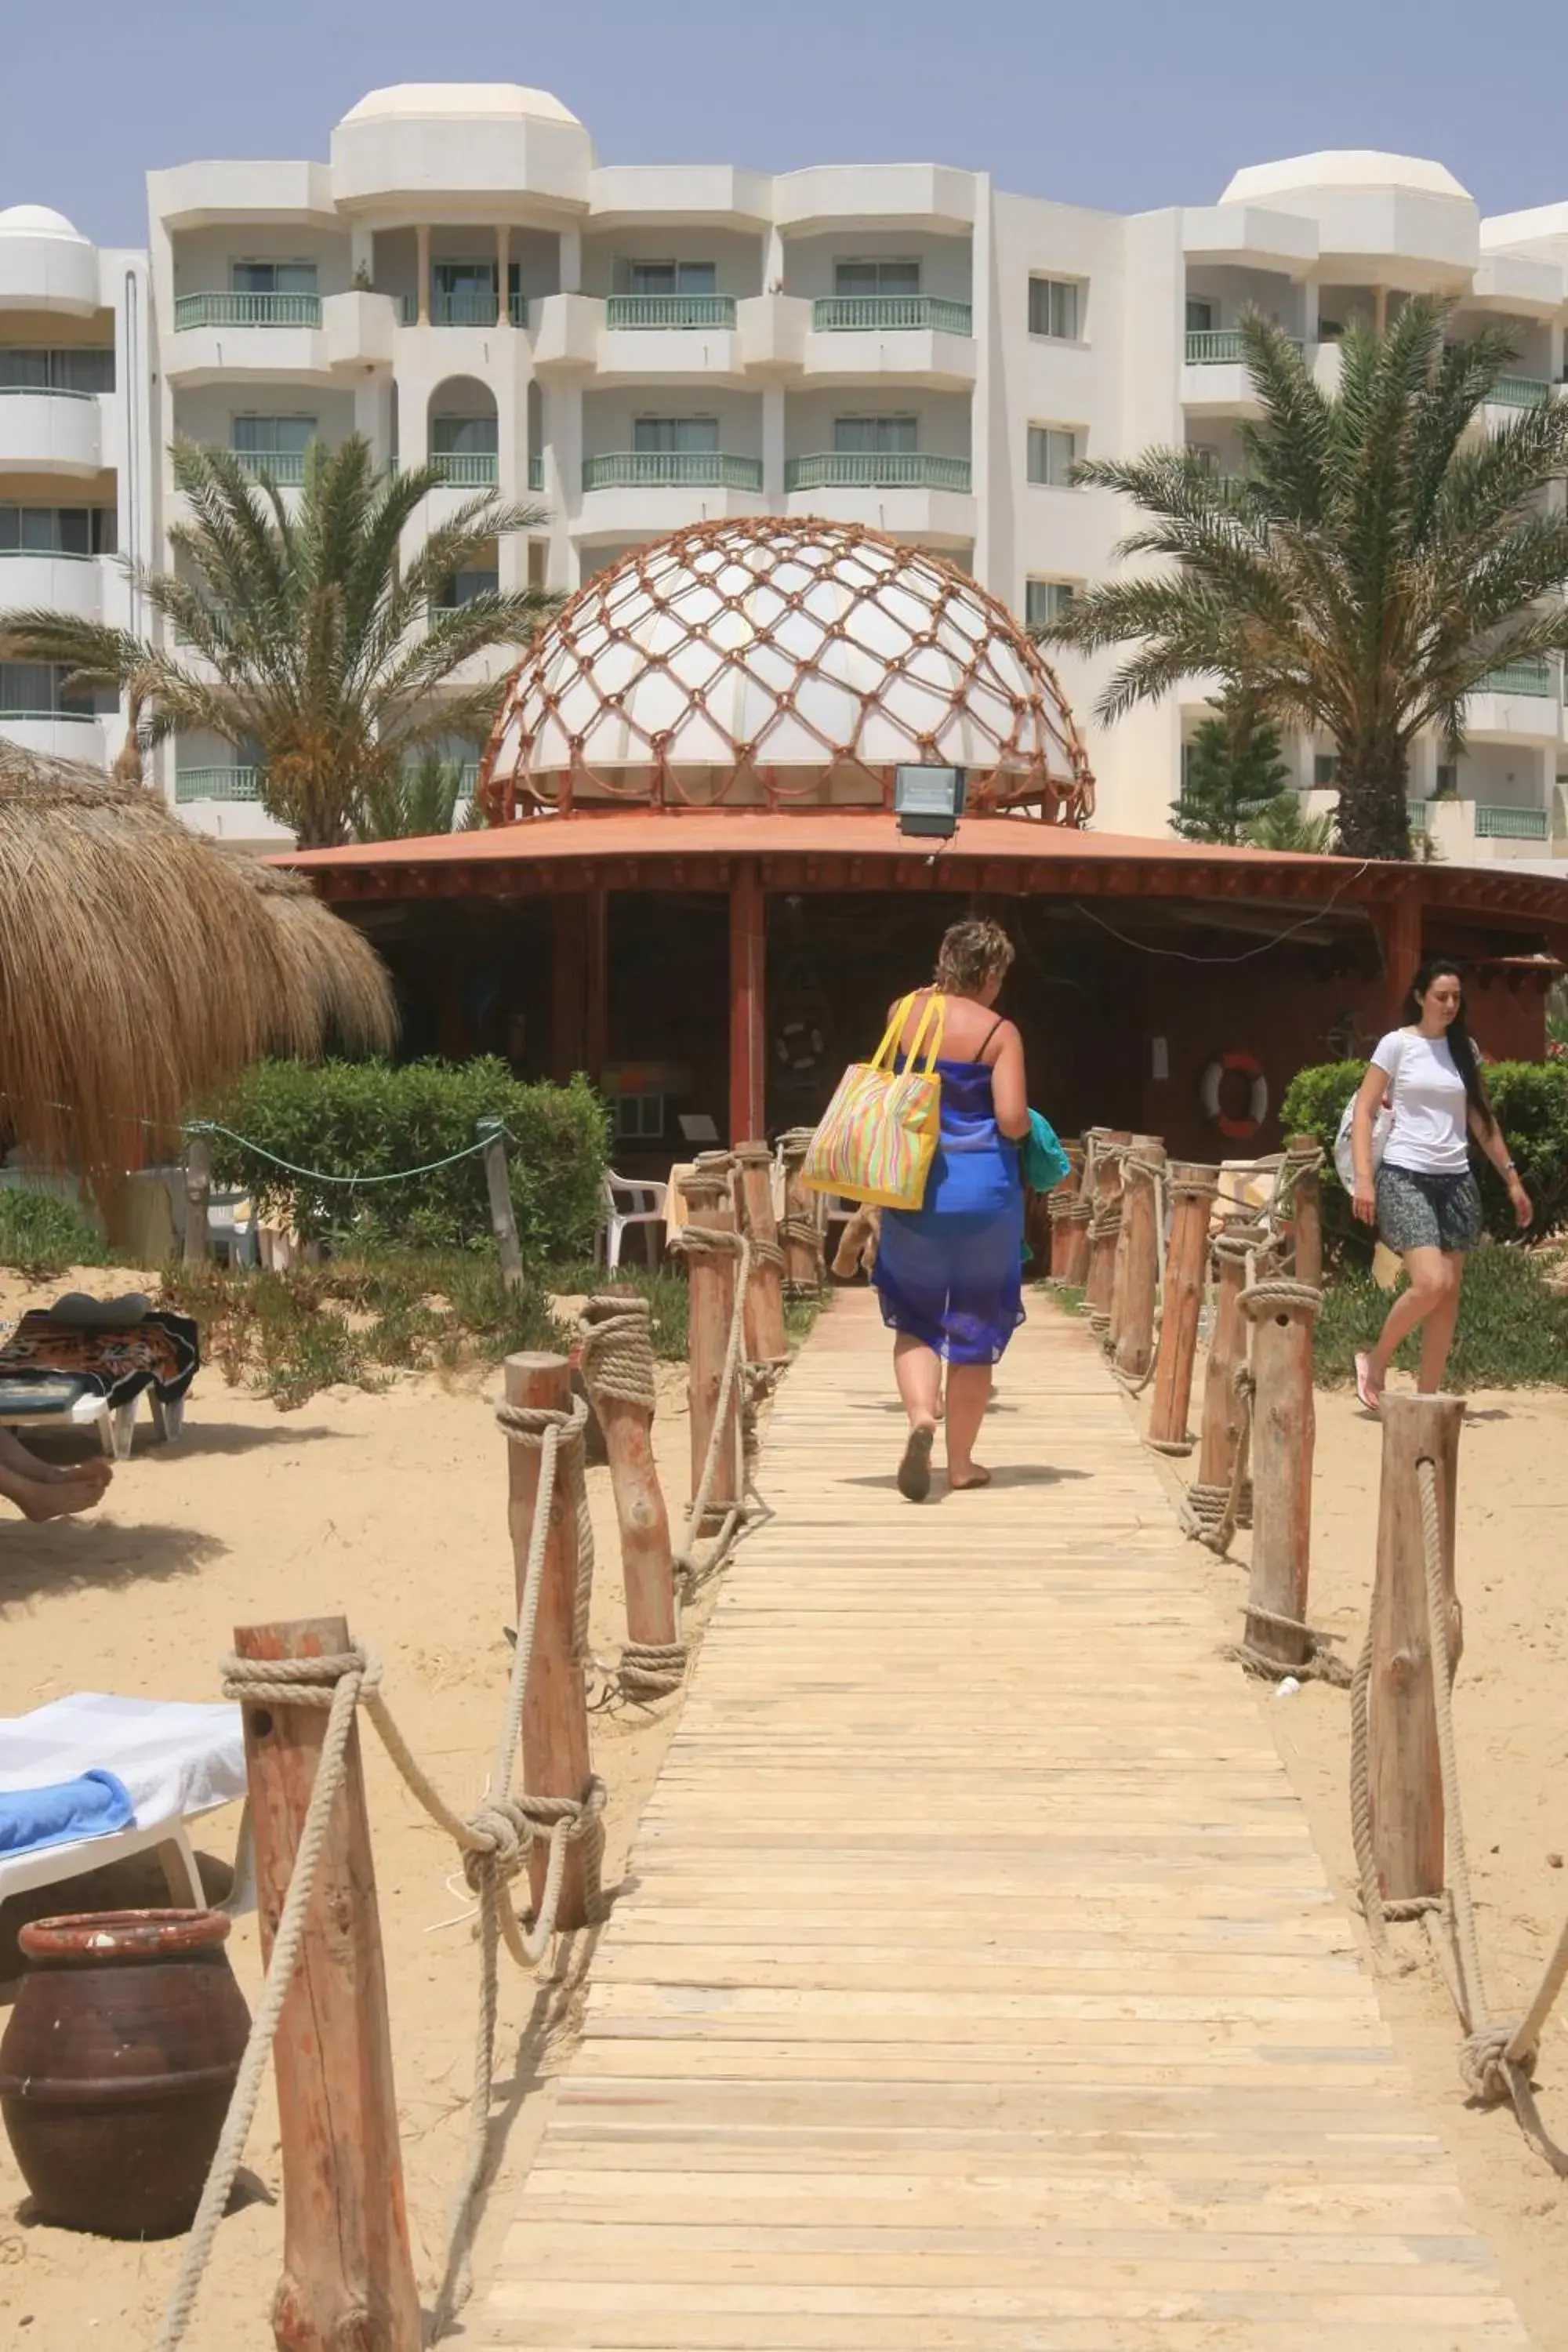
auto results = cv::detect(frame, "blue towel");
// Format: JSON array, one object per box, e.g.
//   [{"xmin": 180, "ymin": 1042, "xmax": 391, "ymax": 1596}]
[
  {"xmin": 0, "ymin": 1769, "xmax": 135, "ymax": 1857},
  {"xmin": 1022, "ymin": 1109, "xmax": 1072, "ymax": 1196}
]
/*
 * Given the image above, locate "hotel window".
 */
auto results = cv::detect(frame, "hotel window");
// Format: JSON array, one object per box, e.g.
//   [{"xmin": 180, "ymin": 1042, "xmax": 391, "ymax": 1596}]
[
  {"xmin": 632, "ymin": 416, "xmax": 720, "ymax": 453},
  {"xmin": 617, "ymin": 260, "xmax": 717, "ymax": 296},
  {"xmin": 1028, "ymin": 278, "xmax": 1080, "ymax": 339},
  {"xmin": 232, "ymin": 415, "xmax": 317, "ymax": 456},
  {"xmin": 0, "ymin": 660, "xmax": 112, "ymax": 717},
  {"xmin": 1025, "ymin": 579, "xmax": 1076, "ymax": 630},
  {"xmin": 0, "ymin": 506, "xmax": 115, "ymax": 556},
  {"xmin": 1027, "ymin": 426, "xmax": 1078, "ymax": 486},
  {"xmin": 833, "ymin": 415, "xmax": 919, "ymax": 454},
  {"xmin": 434, "ymin": 566, "xmax": 500, "ymax": 610},
  {"xmin": 834, "ymin": 259, "xmax": 922, "ymax": 297},
  {"xmin": 0, "ymin": 346, "xmax": 114, "ymax": 394},
  {"xmin": 231, "ymin": 260, "xmax": 318, "ymax": 296},
  {"xmin": 1313, "ymin": 754, "xmax": 1341, "ymax": 786},
  {"xmin": 431, "ymin": 413, "xmax": 498, "ymax": 455},
  {"xmin": 1185, "ymin": 296, "xmax": 1214, "ymax": 334}
]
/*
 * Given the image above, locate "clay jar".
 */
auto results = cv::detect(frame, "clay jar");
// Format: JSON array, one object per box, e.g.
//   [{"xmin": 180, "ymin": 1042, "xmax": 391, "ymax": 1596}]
[{"xmin": 0, "ymin": 1907, "xmax": 250, "ymax": 2238}]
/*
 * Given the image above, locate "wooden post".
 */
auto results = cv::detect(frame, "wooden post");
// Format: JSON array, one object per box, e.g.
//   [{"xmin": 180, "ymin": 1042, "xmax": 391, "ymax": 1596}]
[
  {"xmin": 504, "ymin": 1352, "xmax": 597, "ymax": 1931},
  {"xmin": 735, "ymin": 1140, "xmax": 789, "ymax": 1366},
  {"xmin": 1148, "ymin": 1162, "xmax": 1218, "ymax": 1451},
  {"xmin": 1196, "ymin": 1216, "xmax": 1254, "ymax": 1496},
  {"xmin": 183, "ymin": 1131, "xmax": 212, "ymax": 1266},
  {"xmin": 1377, "ymin": 874, "xmax": 1424, "ymax": 1027},
  {"xmin": 1084, "ymin": 1129, "xmax": 1129, "ymax": 1328},
  {"xmin": 1368, "ymin": 1392, "xmax": 1466, "ymax": 1900},
  {"xmin": 1057, "ymin": 1139, "xmax": 1092, "ymax": 1288},
  {"xmin": 477, "ymin": 1118, "xmax": 523, "ymax": 1292},
  {"xmin": 1288, "ymin": 1135, "xmax": 1323, "ymax": 1287},
  {"xmin": 1239, "ymin": 1280, "xmax": 1321, "ymax": 1671},
  {"xmin": 728, "ymin": 858, "xmax": 766, "ymax": 1148},
  {"xmin": 778, "ymin": 1130, "xmax": 822, "ymax": 1299},
  {"xmin": 682, "ymin": 1166, "xmax": 742, "ymax": 1521},
  {"xmin": 550, "ymin": 894, "xmax": 586, "ymax": 1080},
  {"xmin": 1113, "ymin": 1138, "xmax": 1166, "ymax": 1383},
  {"xmin": 234, "ymin": 1614, "xmax": 421, "ymax": 2352},
  {"xmin": 579, "ymin": 1295, "xmax": 676, "ymax": 1652}
]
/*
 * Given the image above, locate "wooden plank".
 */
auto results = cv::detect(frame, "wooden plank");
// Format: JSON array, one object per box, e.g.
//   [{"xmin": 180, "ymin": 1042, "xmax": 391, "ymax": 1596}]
[{"xmin": 478, "ymin": 1290, "xmax": 1526, "ymax": 2352}]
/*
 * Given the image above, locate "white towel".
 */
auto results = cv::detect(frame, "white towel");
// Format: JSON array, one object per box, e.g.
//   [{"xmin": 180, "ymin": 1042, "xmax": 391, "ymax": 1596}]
[{"xmin": 0, "ymin": 1692, "xmax": 246, "ymax": 1828}]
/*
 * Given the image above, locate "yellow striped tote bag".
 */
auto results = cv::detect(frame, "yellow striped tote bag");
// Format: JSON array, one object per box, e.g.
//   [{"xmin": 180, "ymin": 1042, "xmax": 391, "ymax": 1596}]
[{"xmin": 802, "ymin": 992, "xmax": 946, "ymax": 1211}]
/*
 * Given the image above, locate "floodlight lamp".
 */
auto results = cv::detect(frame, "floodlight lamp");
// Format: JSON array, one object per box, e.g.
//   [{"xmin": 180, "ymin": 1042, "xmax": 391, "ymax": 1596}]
[{"xmin": 894, "ymin": 764, "xmax": 967, "ymax": 839}]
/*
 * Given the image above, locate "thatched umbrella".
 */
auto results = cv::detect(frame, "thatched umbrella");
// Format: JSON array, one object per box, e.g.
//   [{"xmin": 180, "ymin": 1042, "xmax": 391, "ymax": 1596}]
[
  {"xmin": 233, "ymin": 858, "xmax": 396, "ymax": 1062},
  {"xmin": 0, "ymin": 739, "xmax": 394, "ymax": 1179}
]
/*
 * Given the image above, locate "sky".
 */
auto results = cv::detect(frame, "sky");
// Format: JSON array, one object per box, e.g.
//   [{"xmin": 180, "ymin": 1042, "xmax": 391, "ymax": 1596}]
[{"xmin": 3, "ymin": 0, "xmax": 1563, "ymax": 248}]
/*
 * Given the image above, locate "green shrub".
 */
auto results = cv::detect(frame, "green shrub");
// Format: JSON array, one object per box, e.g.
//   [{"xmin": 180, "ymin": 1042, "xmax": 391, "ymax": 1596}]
[
  {"xmin": 1315, "ymin": 1241, "xmax": 1568, "ymax": 1389},
  {"xmin": 198, "ymin": 1058, "xmax": 608, "ymax": 1261},
  {"xmin": 1280, "ymin": 1056, "xmax": 1568, "ymax": 1243},
  {"xmin": 0, "ymin": 1188, "xmax": 107, "ymax": 1277}
]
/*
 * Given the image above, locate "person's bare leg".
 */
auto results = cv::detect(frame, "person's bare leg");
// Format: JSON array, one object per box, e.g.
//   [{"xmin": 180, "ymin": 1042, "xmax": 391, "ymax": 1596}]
[
  {"xmin": 1417, "ymin": 1258, "xmax": 1463, "ymax": 1393},
  {"xmin": 1367, "ymin": 1247, "xmax": 1449, "ymax": 1395},
  {"xmin": 0, "ymin": 1426, "xmax": 113, "ymax": 1522},
  {"xmin": 894, "ymin": 1335, "xmax": 941, "ymax": 1500},
  {"xmin": 945, "ymin": 1363, "xmax": 994, "ymax": 1489}
]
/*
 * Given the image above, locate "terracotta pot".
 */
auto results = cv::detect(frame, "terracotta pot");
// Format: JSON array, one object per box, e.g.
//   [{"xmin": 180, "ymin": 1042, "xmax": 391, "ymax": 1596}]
[{"xmin": 0, "ymin": 1907, "xmax": 250, "ymax": 2238}]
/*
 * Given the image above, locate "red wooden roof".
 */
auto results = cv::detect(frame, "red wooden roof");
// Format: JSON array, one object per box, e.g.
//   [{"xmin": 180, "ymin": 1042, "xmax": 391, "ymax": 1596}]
[{"xmin": 278, "ymin": 808, "xmax": 1568, "ymax": 930}]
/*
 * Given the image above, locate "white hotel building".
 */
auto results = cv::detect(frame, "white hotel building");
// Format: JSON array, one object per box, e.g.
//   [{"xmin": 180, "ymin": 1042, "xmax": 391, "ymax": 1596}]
[{"xmin": 4, "ymin": 82, "xmax": 1568, "ymax": 862}]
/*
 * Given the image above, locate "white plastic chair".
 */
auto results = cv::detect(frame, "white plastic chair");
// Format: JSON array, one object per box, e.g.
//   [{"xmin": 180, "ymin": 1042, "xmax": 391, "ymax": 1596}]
[{"xmin": 598, "ymin": 1172, "xmax": 668, "ymax": 1272}]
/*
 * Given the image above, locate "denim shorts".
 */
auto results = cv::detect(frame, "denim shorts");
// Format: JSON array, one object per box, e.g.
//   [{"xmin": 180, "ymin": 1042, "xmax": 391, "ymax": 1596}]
[{"xmin": 1376, "ymin": 1163, "xmax": 1484, "ymax": 1254}]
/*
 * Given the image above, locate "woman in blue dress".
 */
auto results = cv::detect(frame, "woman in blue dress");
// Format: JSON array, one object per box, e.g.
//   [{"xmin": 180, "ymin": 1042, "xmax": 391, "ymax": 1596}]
[{"xmin": 874, "ymin": 918, "xmax": 1030, "ymax": 1502}]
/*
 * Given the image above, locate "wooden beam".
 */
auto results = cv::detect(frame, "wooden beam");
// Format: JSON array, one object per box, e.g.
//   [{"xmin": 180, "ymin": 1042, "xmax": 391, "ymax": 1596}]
[{"xmin": 728, "ymin": 858, "xmax": 767, "ymax": 1147}]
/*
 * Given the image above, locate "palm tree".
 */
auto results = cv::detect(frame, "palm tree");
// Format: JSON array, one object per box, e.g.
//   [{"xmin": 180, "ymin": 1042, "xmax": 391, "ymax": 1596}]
[
  {"xmin": 0, "ymin": 435, "xmax": 554, "ymax": 848},
  {"xmin": 1243, "ymin": 793, "xmax": 1338, "ymax": 854},
  {"xmin": 1040, "ymin": 298, "xmax": 1568, "ymax": 858},
  {"xmin": 355, "ymin": 749, "xmax": 487, "ymax": 842}
]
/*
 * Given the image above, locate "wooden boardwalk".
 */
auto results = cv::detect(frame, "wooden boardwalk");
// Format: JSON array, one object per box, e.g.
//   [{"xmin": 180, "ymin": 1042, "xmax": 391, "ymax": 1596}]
[{"xmin": 481, "ymin": 1290, "xmax": 1530, "ymax": 2350}]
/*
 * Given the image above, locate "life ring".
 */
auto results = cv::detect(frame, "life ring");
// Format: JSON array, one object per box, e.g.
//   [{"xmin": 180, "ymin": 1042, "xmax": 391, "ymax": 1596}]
[
  {"xmin": 1200, "ymin": 1050, "xmax": 1269, "ymax": 1141},
  {"xmin": 775, "ymin": 1018, "xmax": 826, "ymax": 1075}
]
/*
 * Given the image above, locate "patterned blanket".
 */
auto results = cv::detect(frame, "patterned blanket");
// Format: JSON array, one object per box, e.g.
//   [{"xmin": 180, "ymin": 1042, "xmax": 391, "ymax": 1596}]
[{"xmin": 0, "ymin": 1310, "xmax": 200, "ymax": 1407}]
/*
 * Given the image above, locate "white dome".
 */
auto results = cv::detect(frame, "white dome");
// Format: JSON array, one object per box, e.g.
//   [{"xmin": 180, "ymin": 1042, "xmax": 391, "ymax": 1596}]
[
  {"xmin": 0, "ymin": 203, "xmax": 86, "ymax": 241},
  {"xmin": 340, "ymin": 82, "xmax": 580, "ymax": 129},
  {"xmin": 1221, "ymin": 151, "xmax": 1471, "ymax": 205},
  {"xmin": 484, "ymin": 519, "xmax": 1093, "ymax": 824}
]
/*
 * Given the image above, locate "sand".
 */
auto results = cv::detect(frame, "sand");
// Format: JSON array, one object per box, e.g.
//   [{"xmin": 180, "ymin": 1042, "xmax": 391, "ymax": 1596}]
[
  {"xmin": 0, "ymin": 1263, "xmax": 718, "ymax": 2350},
  {"xmin": 1151, "ymin": 1346, "xmax": 1568, "ymax": 2351},
  {"xmin": 2, "ymin": 1269, "xmax": 1567, "ymax": 2350}
]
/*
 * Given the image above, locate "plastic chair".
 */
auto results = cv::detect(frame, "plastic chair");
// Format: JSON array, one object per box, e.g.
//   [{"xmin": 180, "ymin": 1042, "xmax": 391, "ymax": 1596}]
[{"xmin": 598, "ymin": 1172, "xmax": 668, "ymax": 1272}]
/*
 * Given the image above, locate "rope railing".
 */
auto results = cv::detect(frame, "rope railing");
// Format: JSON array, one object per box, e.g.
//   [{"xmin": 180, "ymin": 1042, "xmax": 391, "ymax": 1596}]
[
  {"xmin": 181, "ymin": 1116, "xmax": 504, "ymax": 1188},
  {"xmin": 154, "ymin": 1399, "xmax": 606, "ymax": 2350}
]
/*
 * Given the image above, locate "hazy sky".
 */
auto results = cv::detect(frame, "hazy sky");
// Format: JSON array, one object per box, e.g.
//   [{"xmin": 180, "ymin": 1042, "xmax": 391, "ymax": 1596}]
[{"xmin": 4, "ymin": 0, "xmax": 1560, "ymax": 247}]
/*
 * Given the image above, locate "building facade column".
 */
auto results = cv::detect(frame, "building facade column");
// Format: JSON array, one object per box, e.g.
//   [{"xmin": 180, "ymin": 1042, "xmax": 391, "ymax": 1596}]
[
  {"xmin": 761, "ymin": 384, "xmax": 786, "ymax": 505},
  {"xmin": 416, "ymin": 224, "xmax": 430, "ymax": 325},
  {"xmin": 497, "ymin": 223, "xmax": 513, "ymax": 323}
]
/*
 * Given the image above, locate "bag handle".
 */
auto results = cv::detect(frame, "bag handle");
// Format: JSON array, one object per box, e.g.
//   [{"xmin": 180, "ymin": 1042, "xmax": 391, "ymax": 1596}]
[{"xmin": 869, "ymin": 991, "xmax": 946, "ymax": 1076}]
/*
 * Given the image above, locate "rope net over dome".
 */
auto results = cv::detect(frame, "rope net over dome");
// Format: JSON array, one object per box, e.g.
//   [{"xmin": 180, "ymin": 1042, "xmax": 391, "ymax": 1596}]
[{"xmin": 480, "ymin": 518, "xmax": 1094, "ymax": 826}]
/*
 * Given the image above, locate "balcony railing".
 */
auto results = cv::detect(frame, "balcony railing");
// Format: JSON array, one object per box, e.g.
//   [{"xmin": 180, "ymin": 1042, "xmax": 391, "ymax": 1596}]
[
  {"xmin": 230, "ymin": 450, "xmax": 309, "ymax": 486},
  {"xmin": 433, "ymin": 289, "xmax": 500, "ymax": 328},
  {"xmin": 1490, "ymin": 375, "xmax": 1552, "ymax": 409},
  {"xmin": 582, "ymin": 451, "xmax": 764, "ymax": 492},
  {"xmin": 1406, "ymin": 800, "xmax": 1428, "ymax": 833},
  {"xmin": 784, "ymin": 452, "xmax": 973, "ymax": 493},
  {"xmin": 1475, "ymin": 803, "xmax": 1549, "ymax": 840},
  {"xmin": 175, "ymin": 765, "xmax": 263, "ymax": 804},
  {"xmin": 0, "ymin": 383, "xmax": 94, "ymax": 402},
  {"xmin": 0, "ymin": 704, "xmax": 96, "ymax": 723},
  {"xmin": 430, "ymin": 449, "xmax": 499, "ymax": 487},
  {"xmin": 605, "ymin": 293, "xmax": 737, "ymax": 330},
  {"xmin": 173, "ymin": 291, "xmax": 322, "ymax": 331},
  {"xmin": 0, "ymin": 546, "xmax": 94, "ymax": 561},
  {"xmin": 1476, "ymin": 656, "xmax": 1556, "ymax": 696},
  {"xmin": 457, "ymin": 762, "xmax": 481, "ymax": 799},
  {"xmin": 1185, "ymin": 328, "xmax": 1304, "ymax": 365},
  {"xmin": 528, "ymin": 454, "xmax": 544, "ymax": 492},
  {"xmin": 812, "ymin": 295, "xmax": 974, "ymax": 336}
]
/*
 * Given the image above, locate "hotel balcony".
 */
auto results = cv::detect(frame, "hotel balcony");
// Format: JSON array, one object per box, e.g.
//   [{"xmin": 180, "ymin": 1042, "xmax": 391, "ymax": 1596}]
[
  {"xmin": 606, "ymin": 294, "xmax": 737, "ymax": 330},
  {"xmin": 0, "ymin": 547, "xmax": 105, "ymax": 621},
  {"xmin": 802, "ymin": 294, "xmax": 977, "ymax": 388},
  {"xmin": 1181, "ymin": 328, "xmax": 1307, "ymax": 419},
  {"xmin": 166, "ymin": 290, "xmax": 329, "ymax": 386},
  {"xmin": 0, "ymin": 386, "xmax": 103, "ymax": 476},
  {"xmin": 575, "ymin": 448, "xmax": 765, "ymax": 539},
  {"xmin": 227, "ymin": 449, "xmax": 309, "ymax": 487},
  {"xmin": 1465, "ymin": 656, "xmax": 1564, "ymax": 744},
  {"xmin": 1414, "ymin": 797, "xmax": 1558, "ymax": 859},
  {"xmin": 782, "ymin": 449, "xmax": 975, "ymax": 545},
  {"xmin": 175, "ymin": 764, "xmax": 263, "ymax": 805},
  {"xmin": 430, "ymin": 450, "xmax": 499, "ymax": 488},
  {"xmin": 398, "ymin": 291, "xmax": 529, "ymax": 328}
]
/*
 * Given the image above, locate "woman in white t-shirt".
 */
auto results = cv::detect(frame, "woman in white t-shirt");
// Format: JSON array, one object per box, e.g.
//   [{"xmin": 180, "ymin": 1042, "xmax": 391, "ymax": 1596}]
[{"xmin": 1348, "ymin": 957, "xmax": 1531, "ymax": 1409}]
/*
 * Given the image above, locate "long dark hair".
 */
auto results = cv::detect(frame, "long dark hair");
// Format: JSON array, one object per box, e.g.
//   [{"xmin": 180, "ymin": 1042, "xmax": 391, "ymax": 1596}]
[{"xmin": 1402, "ymin": 956, "xmax": 1493, "ymax": 1123}]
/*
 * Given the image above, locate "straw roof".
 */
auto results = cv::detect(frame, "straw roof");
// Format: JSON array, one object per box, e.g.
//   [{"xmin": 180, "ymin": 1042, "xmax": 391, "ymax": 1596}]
[{"xmin": 0, "ymin": 739, "xmax": 394, "ymax": 1177}]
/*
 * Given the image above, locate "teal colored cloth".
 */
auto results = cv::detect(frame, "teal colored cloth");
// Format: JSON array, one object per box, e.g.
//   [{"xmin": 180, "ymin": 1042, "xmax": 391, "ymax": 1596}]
[{"xmin": 1022, "ymin": 1109, "xmax": 1071, "ymax": 1196}]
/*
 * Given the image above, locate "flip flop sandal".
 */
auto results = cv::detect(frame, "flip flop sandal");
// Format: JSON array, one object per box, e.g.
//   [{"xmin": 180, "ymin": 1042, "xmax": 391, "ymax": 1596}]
[
  {"xmin": 897, "ymin": 1425, "xmax": 935, "ymax": 1503},
  {"xmin": 1354, "ymin": 1352, "xmax": 1381, "ymax": 1414}
]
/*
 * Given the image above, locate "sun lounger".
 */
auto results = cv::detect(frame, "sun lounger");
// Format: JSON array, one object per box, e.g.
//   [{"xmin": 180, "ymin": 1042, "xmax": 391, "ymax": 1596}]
[
  {"xmin": 0, "ymin": 1296, "xmax": 198, "ymax": 1459},
  {"xmin": 0, "ymin": 1692, "xmax": 250, "ymax": 1917}
]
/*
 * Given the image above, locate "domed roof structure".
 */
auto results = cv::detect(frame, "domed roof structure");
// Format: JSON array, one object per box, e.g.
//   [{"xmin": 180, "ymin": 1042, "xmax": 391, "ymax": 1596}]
[
  {"xmin": 481, "ymin": 520, "xmax": 1094, "ymax": 826},
  {"xmin": 340, "ymin": 82, "xmax": 580, "ymax": 129},
  {"xmin": 0, "ymin": 203, "xmax": 86, "ymax": 241}
]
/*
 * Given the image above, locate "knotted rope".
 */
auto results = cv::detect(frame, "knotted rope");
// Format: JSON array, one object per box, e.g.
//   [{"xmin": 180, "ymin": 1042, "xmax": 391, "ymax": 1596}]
[
  {"xmin": 575, "ymin": 1295, "xmax": 687, "ymax": 1700},
  {"xmin": 1180, "ymin": 1363, "xmax": 1254, "ymax": 1553},
  {"xmin": 775, "ymin": 1128, "xmax": 826, "ymax": 1298},
  {"xmin": 155, "ymin": 1392, "xmax": 607, "ymax": 2350}
]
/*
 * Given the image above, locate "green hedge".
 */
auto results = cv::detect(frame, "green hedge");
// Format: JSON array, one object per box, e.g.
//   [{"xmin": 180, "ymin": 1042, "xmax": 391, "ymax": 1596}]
[
  {"xmin": 0, "ymin": 1187, "xmax": 107, "ymax": 1277},
  {"xmin": 1280, "ymin": 1057, "xmax": 1568, "ymax": 1243},
  {"xmin": 200, "ymin": 1058, "xmax": 609, "ymax": 1260},
  {"xmin": 1315, "ymin": 1241, "xmax": 1568, "ymax": 1389}
]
